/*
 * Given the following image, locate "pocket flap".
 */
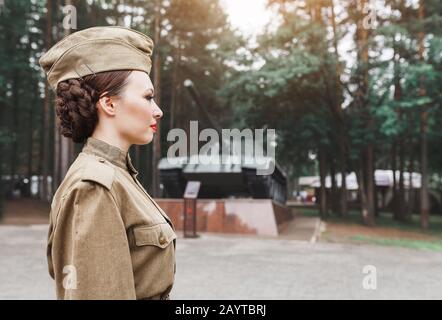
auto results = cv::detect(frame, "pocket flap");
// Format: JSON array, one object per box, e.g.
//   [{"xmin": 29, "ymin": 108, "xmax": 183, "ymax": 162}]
[{"xmin": 133, "ymin": 223, "xmax": 177, "ymax": 249}]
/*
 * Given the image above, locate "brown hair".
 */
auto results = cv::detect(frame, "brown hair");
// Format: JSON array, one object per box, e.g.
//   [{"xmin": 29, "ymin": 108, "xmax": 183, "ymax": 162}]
[{"xmin": 55, "ymin": 70, "xmax": 132, "ymax": 143}]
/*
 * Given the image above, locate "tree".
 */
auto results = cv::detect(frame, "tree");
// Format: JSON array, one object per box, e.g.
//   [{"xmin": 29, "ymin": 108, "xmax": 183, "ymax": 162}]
[{"xmin": 418, "ymin": 0, "xmax": 429, "ymax": 229}]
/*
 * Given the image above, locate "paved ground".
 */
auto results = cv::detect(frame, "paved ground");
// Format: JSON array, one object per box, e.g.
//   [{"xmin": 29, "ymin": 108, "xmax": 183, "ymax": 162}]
[
  {"xmin": 1, "ymin": 223, "xmax": 442, "ymax": 299},
  {"xmin": 278, "ymin": 216, "xmax": 321, "ymax": 241}
]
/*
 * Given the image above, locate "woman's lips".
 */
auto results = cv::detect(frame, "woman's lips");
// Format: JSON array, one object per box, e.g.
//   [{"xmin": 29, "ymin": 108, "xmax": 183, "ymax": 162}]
[{"xmin": 150, "ymin": 124, "xmax": 157, "ymax": 132}]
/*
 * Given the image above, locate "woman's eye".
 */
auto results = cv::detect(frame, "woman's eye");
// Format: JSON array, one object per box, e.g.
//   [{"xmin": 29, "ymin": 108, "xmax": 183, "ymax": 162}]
[{"xmin": 145, "ymin": 95, "xmax": 155, "ymax": 101}]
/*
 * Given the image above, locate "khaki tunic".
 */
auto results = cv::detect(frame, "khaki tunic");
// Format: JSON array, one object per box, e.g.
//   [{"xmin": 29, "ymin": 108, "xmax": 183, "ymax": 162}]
[{"xmin": 47, "ymin": 137, "xmax": 177, "ymax": 300}]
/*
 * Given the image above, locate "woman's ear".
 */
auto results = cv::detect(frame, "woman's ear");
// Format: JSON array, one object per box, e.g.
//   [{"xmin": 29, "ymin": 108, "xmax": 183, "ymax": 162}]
[{"xmin": 97, "ymin": 93, "xmax": 116, "ymax": 116}]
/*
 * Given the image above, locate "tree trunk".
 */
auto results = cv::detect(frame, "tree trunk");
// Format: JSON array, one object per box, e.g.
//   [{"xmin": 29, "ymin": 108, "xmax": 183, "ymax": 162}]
[
  {"xmin": 41, "ymin": 0, "xmax": 52, "ymax": 201},
  {"xmin": 10, "ymin": 72, "xmax": 19, "ymax": 180},
  {"xmin": 330, "ymin": 0, "xmax": 348, "ymax": 217},
  {"xmin": 406, "ymin": 143, "xmax": 415, "ymax": 219},
  {"xmin": 329, "ymin": 156, "xmax": 338, "ymax": 215},
  {"xmin": 339, "ymin": 154, "xmax": 348, "ymax": 217},
  {"xmin": 391, "ymin": 142, "xmax": 397, "ymax": 216},
  {"xmin": 27, "ymin": 94, "xmax": 35, "ymax": 180},
  {"xmin": 356, "ymin": 165, "xmax": 373, "ymax": 226},
  {"xmin": 356, "ymin": 0, "xmax": 375, "ymax": 225},
  {"xmin": 318, "ymin": 147, "xmax": 328, "ymax": 220},
  {"xmin": 53, "ymin": 118, "xmax": 60, "ymax": 194},
  {"xmin": 365, "ymin": 144, "xmax": 376, "ymax": 225},
  {"xmin": 393, "ymin": 42, "xmax": 406, "ymax": 221},
  {"xmin": 169, "ymin": 41, "xmax": 180, "ymax": 132},
  {"xmin": 57, "ymin": 0, "xmax": 73, "ymax": 186},
  {"xmin": 398, "ymin": 138, "xmax": 405, "ymax": 221},
  {"xmin": 151, "ymin": 0, "xmax": 162, "ymax": 197},
  {"xmin": 0, "ymin": 72, "xmax": 5, "ymax": 216},
  {"xmin": 418, "ymin": 0, "xmax": 429, "ymax": 230}
]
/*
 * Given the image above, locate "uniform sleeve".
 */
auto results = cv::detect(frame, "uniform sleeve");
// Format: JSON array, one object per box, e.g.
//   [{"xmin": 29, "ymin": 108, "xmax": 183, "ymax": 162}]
[{"xmin": 50, "ymin": 181, "xmax": 136, "ymax": 300}]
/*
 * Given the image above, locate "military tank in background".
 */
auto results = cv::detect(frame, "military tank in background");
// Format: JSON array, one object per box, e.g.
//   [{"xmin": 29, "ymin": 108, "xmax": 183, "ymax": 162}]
[{"xmin": 158, "ymin": 80, "xmax": 287, "ymax": 205}]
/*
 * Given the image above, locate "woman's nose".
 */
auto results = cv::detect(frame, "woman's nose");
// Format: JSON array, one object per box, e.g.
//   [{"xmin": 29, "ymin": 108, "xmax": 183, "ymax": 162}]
[{"xmin": 153, "ymin": 101, "xmax": 163, "ymax": 119}]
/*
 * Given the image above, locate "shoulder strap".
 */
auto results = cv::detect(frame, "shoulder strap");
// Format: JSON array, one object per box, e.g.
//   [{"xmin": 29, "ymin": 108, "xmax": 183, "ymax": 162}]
[{"xmin": 81, "ymin": 157, "xmax": 115, "ymax": 190}]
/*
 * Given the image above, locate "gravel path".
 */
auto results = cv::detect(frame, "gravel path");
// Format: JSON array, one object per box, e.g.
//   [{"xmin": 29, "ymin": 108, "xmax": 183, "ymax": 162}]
[{"xmin": 1, "ymin": 224, "xmax": 441, "ymax": 299}]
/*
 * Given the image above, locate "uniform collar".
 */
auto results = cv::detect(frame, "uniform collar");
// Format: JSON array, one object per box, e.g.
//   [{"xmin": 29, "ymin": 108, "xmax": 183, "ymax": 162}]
[{"xmin": 82, "ymin": 137, "xmax": 138, "ymax": 176}]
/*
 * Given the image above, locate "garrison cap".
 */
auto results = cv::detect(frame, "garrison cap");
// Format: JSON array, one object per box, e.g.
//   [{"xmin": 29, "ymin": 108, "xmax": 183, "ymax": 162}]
[{"xmin": 39, "ymin": 26, "xmax": 154, "ymax": 90}]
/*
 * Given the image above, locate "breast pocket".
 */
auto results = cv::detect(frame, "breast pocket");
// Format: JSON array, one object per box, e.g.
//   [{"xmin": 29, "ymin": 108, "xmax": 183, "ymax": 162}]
[{"xmin": 133, "ymin": 223, "xmax": 177, "ymax": 249}]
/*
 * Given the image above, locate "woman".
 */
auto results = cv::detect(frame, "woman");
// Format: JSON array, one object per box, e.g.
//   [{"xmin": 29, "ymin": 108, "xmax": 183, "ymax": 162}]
[{"xmin": 39, "ymin": 26, "xmax": 177, "ymax": 300}]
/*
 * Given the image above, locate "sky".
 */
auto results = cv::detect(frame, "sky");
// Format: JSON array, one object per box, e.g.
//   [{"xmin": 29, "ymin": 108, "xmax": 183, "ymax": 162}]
[
  {"xmin": 219, "ymin": 0, "xmax": 374, "ymax": 76},
  {"xmin": 220, "ymin": 0, "xmax": 273, "ymax": 37}
]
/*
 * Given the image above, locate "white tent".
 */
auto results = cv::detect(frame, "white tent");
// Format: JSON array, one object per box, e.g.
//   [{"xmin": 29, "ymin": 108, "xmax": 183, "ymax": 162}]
[{"xmin": 300, "ymin": 170, "xmax": 421, "ymax": 190}]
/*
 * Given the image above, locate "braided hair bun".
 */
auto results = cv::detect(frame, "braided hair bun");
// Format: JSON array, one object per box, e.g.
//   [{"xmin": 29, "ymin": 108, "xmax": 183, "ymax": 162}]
[{"xmin": 54, "ymin": 70, "xmax": 132, "ymax": 143}]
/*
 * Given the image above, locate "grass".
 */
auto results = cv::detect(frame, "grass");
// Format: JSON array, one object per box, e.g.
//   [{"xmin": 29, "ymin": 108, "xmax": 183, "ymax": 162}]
[
  {"xmin": 296, "ymin": 207, "xmax": 442, "ymax": 237},
  {"xmin": 295, "ymin": 206, "xmax": 442, "ymax": 250},
  {"xmin": 349, "ymin": 235, "xmax": 442, "ymax": 252},
  {"xmin": 295, "ymin": 207, "xmax": 321, "ymax": 218}
]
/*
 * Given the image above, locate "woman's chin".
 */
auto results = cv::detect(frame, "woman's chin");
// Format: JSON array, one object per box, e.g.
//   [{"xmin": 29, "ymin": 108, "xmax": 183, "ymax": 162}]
[
  {"xmin": 141, "ymin": 133, "xmax": 154, "ymax": 145},
  {"xmin": 132, "ymin": 131, "xmax": 154, "ymax": 145}
]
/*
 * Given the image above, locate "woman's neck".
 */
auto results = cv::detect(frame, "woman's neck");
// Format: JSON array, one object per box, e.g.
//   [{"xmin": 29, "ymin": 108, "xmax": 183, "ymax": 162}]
[{"xmin": 91, "ymin": 130, "xmax": 130, "ymax": 154}]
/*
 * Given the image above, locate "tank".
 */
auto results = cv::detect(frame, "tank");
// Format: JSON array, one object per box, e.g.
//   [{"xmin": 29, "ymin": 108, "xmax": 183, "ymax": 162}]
[
  {"xmin": 159, "ymin": 154, "xmax": 287, "ymax": 205},
  {"xmin": 158, "ymin": 80, "xmax": 287, "ymax": 204}
]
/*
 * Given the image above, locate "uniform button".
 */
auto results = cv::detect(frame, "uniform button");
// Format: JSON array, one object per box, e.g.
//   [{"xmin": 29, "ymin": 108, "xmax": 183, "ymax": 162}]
[
  {"xmin": 98, "ymin": 158, "xmax": 105, "ymax": 163},
  {"xmin": 159, "ymin": 232, "xmax": 167, "ymax": 245}
]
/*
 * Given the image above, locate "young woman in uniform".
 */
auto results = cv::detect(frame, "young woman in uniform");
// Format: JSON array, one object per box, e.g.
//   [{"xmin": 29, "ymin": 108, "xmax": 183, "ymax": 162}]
[{"xmin": 39, "ymin": 26, "xmax": 176, "ymax": 300}]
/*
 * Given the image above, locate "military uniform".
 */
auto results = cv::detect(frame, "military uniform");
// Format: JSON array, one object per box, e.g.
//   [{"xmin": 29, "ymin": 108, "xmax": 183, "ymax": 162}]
[
  {"xmin": 39, "ymin": 26, "xmax": 176, "ymax": 300},
  {"xmin": 47, "ymin": 137, "xmax": 177, "ymax": 299}
]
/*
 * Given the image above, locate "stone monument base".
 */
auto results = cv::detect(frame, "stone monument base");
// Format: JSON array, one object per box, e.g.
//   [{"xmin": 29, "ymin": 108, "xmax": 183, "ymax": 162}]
[{"xmin": 154, "ymin": 198, "xmax": 293, "ymax": 237}]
